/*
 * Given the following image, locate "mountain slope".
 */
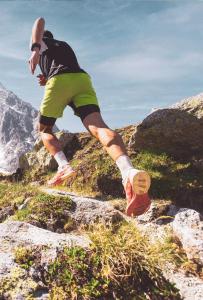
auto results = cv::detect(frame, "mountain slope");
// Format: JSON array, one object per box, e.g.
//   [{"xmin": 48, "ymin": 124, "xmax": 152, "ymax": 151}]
[{"xmin": 0, "ymin": 83, "xmax": 38, "ymax": 174}]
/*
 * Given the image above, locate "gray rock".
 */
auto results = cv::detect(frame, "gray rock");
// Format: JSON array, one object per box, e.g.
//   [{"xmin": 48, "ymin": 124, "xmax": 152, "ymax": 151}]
[
  {"xmin": 129, "ymin": 93, "xmax": 203, "ymax": 159},
  {"xmin": 42, "ymin": 188, "xmax": 124, "ymax": 226},
  {"xmin": 0, "ymin": 221, "xmax": 90, "ymax": 252},
  {"xmin": 0, "ymin": 221, "xmax": 90, "ymax": 298},
  {"xmin": 136, "ymin": 201, "xmax": 171, "ymax": 224},
  {"xmin": 164, "ymin": 263, "xmax": 203, "ymax": 300},
  {"xmin": 167, "ymin": 205, "xmax": 180, "ymax": 217},
  {"xmin": 18, "ymin": 197, "xmax": 32, "ymax": 210},
  {"xmin": 173, "ymin": 209, "xmax": 203, "ymax": 265}
]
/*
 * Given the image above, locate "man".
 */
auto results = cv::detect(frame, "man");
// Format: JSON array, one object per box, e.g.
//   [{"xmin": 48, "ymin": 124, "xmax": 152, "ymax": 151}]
[{"xmin": 29, "ymin": 17, "xmax": 151, "ymax": 217}]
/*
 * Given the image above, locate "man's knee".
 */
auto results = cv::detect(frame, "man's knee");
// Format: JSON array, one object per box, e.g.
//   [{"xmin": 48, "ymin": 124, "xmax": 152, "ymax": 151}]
[
  {"xmin": 94, "ymin": 127, "xmax": 118, "ymax": 146},
  {"xmin": 38, "ymin": 123, "xmax": 53, "ymax": 134}
]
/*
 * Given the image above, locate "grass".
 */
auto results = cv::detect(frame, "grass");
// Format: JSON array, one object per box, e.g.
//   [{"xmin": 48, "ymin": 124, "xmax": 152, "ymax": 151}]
[
  {"xmin": 14, "ymin": 246, "xmax": 36, "ymax": 270},
  {"xmin": 12, "ymin": 222, "xmax": 184, "ymax": 300},
  {"xmin": 0, "ymin": 182, "xmax": 36, "ymax": 209},
  {"xmin": 0, "ymin": 181, "xmax": 75, "ymax": 232},
  {"xmin": 13, "ymin": 192, "xmax": 75, "ymax": 233},
  {"xmin": 131, "ymin": 151, "xmax": 203, "ymax": 210}
]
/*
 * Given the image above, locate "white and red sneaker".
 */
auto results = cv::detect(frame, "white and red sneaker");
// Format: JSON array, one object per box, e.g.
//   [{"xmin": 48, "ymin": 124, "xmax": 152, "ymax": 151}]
[
  {"xmin": 47, "ymin": 164, "xmax": 77, "ymax": 187},
  {"xmin": 123, "ymin": 169, "xmax": 151, "ymax": 217}
]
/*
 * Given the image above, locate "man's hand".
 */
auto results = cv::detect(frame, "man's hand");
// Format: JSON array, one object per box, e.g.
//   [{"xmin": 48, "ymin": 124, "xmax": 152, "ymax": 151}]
[
  {"xmin": 29, "ymin": 49, "xmax": 40, "ymax": 74},
  {"xmin": 37, "ymin": 74, "xmax": 47, "ymax": 86}
]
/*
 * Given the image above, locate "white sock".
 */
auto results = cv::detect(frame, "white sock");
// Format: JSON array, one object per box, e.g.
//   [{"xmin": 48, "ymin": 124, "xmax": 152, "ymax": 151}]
[
  {"xmin": 116, "ymin": 155, "xmax": 134, "ymax": 181},
  {"xmin": 54, "ymin": 151, "xmax": 70, "ymax": 169}
]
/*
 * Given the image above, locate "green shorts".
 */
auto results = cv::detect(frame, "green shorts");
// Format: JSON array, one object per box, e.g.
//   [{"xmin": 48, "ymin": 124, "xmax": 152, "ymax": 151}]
[{"xmin": 40, "ymin": 72, "xmax": 100, "ymax": 122}]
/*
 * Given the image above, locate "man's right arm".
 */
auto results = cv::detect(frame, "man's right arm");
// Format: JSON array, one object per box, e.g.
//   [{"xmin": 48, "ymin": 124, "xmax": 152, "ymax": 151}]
[
  {"xmin": 29, "ymin": 17, "xmax": 45, "ymax": 74},
  {"xmin": 31, "ymin": 17, "xmax": 45, "ymax": 50}
]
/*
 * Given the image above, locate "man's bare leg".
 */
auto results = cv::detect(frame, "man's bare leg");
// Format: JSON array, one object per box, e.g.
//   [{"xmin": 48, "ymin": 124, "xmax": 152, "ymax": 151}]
[
  {"xmin": 82, "ymin": 112, "xmax": 126, "ymax": 161},
  {"xmin": 39, "ymin": 124, "xmax": 61, "ymax": 155},
  {"xmin": 39, "ymin": 123, "xmax": 76, "ymax": 186},
  {"xmin": 82, "ymin": 112, "xmax": 151, "ymax": 216}
]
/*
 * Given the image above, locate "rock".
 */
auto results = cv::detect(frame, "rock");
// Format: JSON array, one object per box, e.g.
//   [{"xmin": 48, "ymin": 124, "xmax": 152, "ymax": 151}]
[
  {"xmin": 136, "ymin": 201, "xmax": 171, "ymax": 224},
  {"xmin": 42, "ymin": 188, "xmax": 124, "ymax": 226},
  {"xmin": 172, "ymin": 93, "xmax": 203, "ymax": 118},
  {"xmin": 19, "ymin": 131, "xmax": 75, "ymax": 172},
  {"xmin": 18, "ymin": 197, "xmax": 32, "ymax": 210},
  {"xmin": 173, "ymin": 208, "xmax": 203, "ymax": 265},
  {"xmin": 129, "ymin": 93, "xmax": 203, "ymax": 159},
  {"xmin": 163, "ymin": 263, "xmax": 203, "ymax": 300},
  {"xmin": 0, "ymin": 221, "xmax": 89, "ymax": 280},
  {"xmin": 167, "ymin": 205, "xmax": 180, "ymax": 217}
]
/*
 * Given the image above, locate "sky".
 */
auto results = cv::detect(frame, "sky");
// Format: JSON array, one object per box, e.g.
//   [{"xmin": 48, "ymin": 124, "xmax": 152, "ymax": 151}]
[{"xmin": 0, "ymin": 0, "xmax": 203, "ymax": 132}]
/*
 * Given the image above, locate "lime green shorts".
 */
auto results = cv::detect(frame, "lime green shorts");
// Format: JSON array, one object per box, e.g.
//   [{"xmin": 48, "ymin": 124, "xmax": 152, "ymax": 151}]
[{"xmin": 40, "ymin": 73, "xmax": 100, "ymax": 120}]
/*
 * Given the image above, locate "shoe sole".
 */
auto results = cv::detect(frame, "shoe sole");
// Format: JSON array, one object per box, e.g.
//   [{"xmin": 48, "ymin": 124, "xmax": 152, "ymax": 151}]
[{"xmin": 131, "ymin": 170, "xmax": 151, "ymax": 195}]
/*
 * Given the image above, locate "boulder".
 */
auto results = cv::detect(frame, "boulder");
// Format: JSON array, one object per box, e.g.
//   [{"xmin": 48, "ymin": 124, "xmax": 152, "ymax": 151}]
[
  {"xmin": 42, "ymin": 188, "xmax": 124, "ymax": 226},
  {"xmin": 163, "ymin": 263, "xmax": 203, "ymax": 300},
  {"xmin": 129, "ymin": 93, "xmax": 203, "ymax": 159},
  {"xmin": 173, "ymin": 208, "xmax": 203, "ymax": 265},
  {"xmin": 0, "ymin": 221, "xmax": 89, "ymax": 299},
  {"xmin": 0, "ymin": 221, "xmax": 89, "ymax": 279},
  {"xmin": 0, "ymin": 221, "xmax": 89, "ymax": 254}
]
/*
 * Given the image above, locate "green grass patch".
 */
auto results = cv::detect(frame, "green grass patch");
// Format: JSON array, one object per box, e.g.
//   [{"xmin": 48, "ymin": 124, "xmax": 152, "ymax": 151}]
[
  {"xmin": 0, "ymin": 182, "xmax": 37, "ymax": 209},
  {"xmin": 13, "ymin": 192, "xmax": 75, "ymax": 232},
  {"xmin": 131, "ymin": 151, "xmax": 203, "ymax": 210}
]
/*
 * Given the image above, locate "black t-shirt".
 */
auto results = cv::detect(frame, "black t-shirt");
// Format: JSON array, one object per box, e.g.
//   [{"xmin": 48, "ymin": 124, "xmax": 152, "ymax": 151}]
[{"xmin": 39, "ymin": 37, "xmax": 86, "ymax": 80}]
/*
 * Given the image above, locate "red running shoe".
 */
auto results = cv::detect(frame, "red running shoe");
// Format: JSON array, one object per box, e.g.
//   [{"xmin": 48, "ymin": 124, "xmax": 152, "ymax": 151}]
[
  {"xmin": 47, "ymin": 164, "xmax": 76, "ymax": 187},
  {"xmin": 123, "ymin": 169, "xmax": 151, "ymax": 217}
]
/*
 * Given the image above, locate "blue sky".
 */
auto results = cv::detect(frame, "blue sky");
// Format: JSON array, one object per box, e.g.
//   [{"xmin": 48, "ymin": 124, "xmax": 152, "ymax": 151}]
[{"xmin": 0, "ymin": 0, "xmax": 203, "ymax": 132}]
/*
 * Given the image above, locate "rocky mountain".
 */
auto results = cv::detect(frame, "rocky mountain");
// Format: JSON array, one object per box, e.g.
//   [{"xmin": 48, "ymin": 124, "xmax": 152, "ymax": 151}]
[{"xmin": 0, "ymin": 83, "xmax": 38, "ymax": 174}]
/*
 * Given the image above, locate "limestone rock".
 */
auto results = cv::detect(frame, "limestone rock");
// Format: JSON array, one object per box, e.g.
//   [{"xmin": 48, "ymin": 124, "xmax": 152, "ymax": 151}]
[
  {"xmin": 0, "ymin": 221, "xmax": 89, "ymax": 251},
  {"xmin": 129, "ymin": 93, "xmax": 203, "ymax": 159},
  {"xmin": 0, "ymin": 221, "xmax": 89, "ymax": 279},
  {"xmin": 173, "ymin": 208, "xmax": 203, "ymax": 265},
  {"xmin": 163, "ymin": 263, "xmax": 203, "ymax": 300},
  {"xmin": 136, "ymin": 201, "xmax": 171, "ymax": 224},
  {"xmin": 0, "ymin": 221, "xmax": 89, "ymax": 299},
  {"xmin": 42, "ymin": 188, "xmax": 124, "ymax": 226}
]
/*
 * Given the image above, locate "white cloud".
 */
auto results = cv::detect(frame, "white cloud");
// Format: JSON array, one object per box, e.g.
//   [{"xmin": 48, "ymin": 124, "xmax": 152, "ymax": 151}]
[
  {"xmin": 94, "ymin": 48, "xmax": 203, "ymax": 82},
  {"xmin": 92, "ymin": 2, "xmax": 203, "ymax": 84}
]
